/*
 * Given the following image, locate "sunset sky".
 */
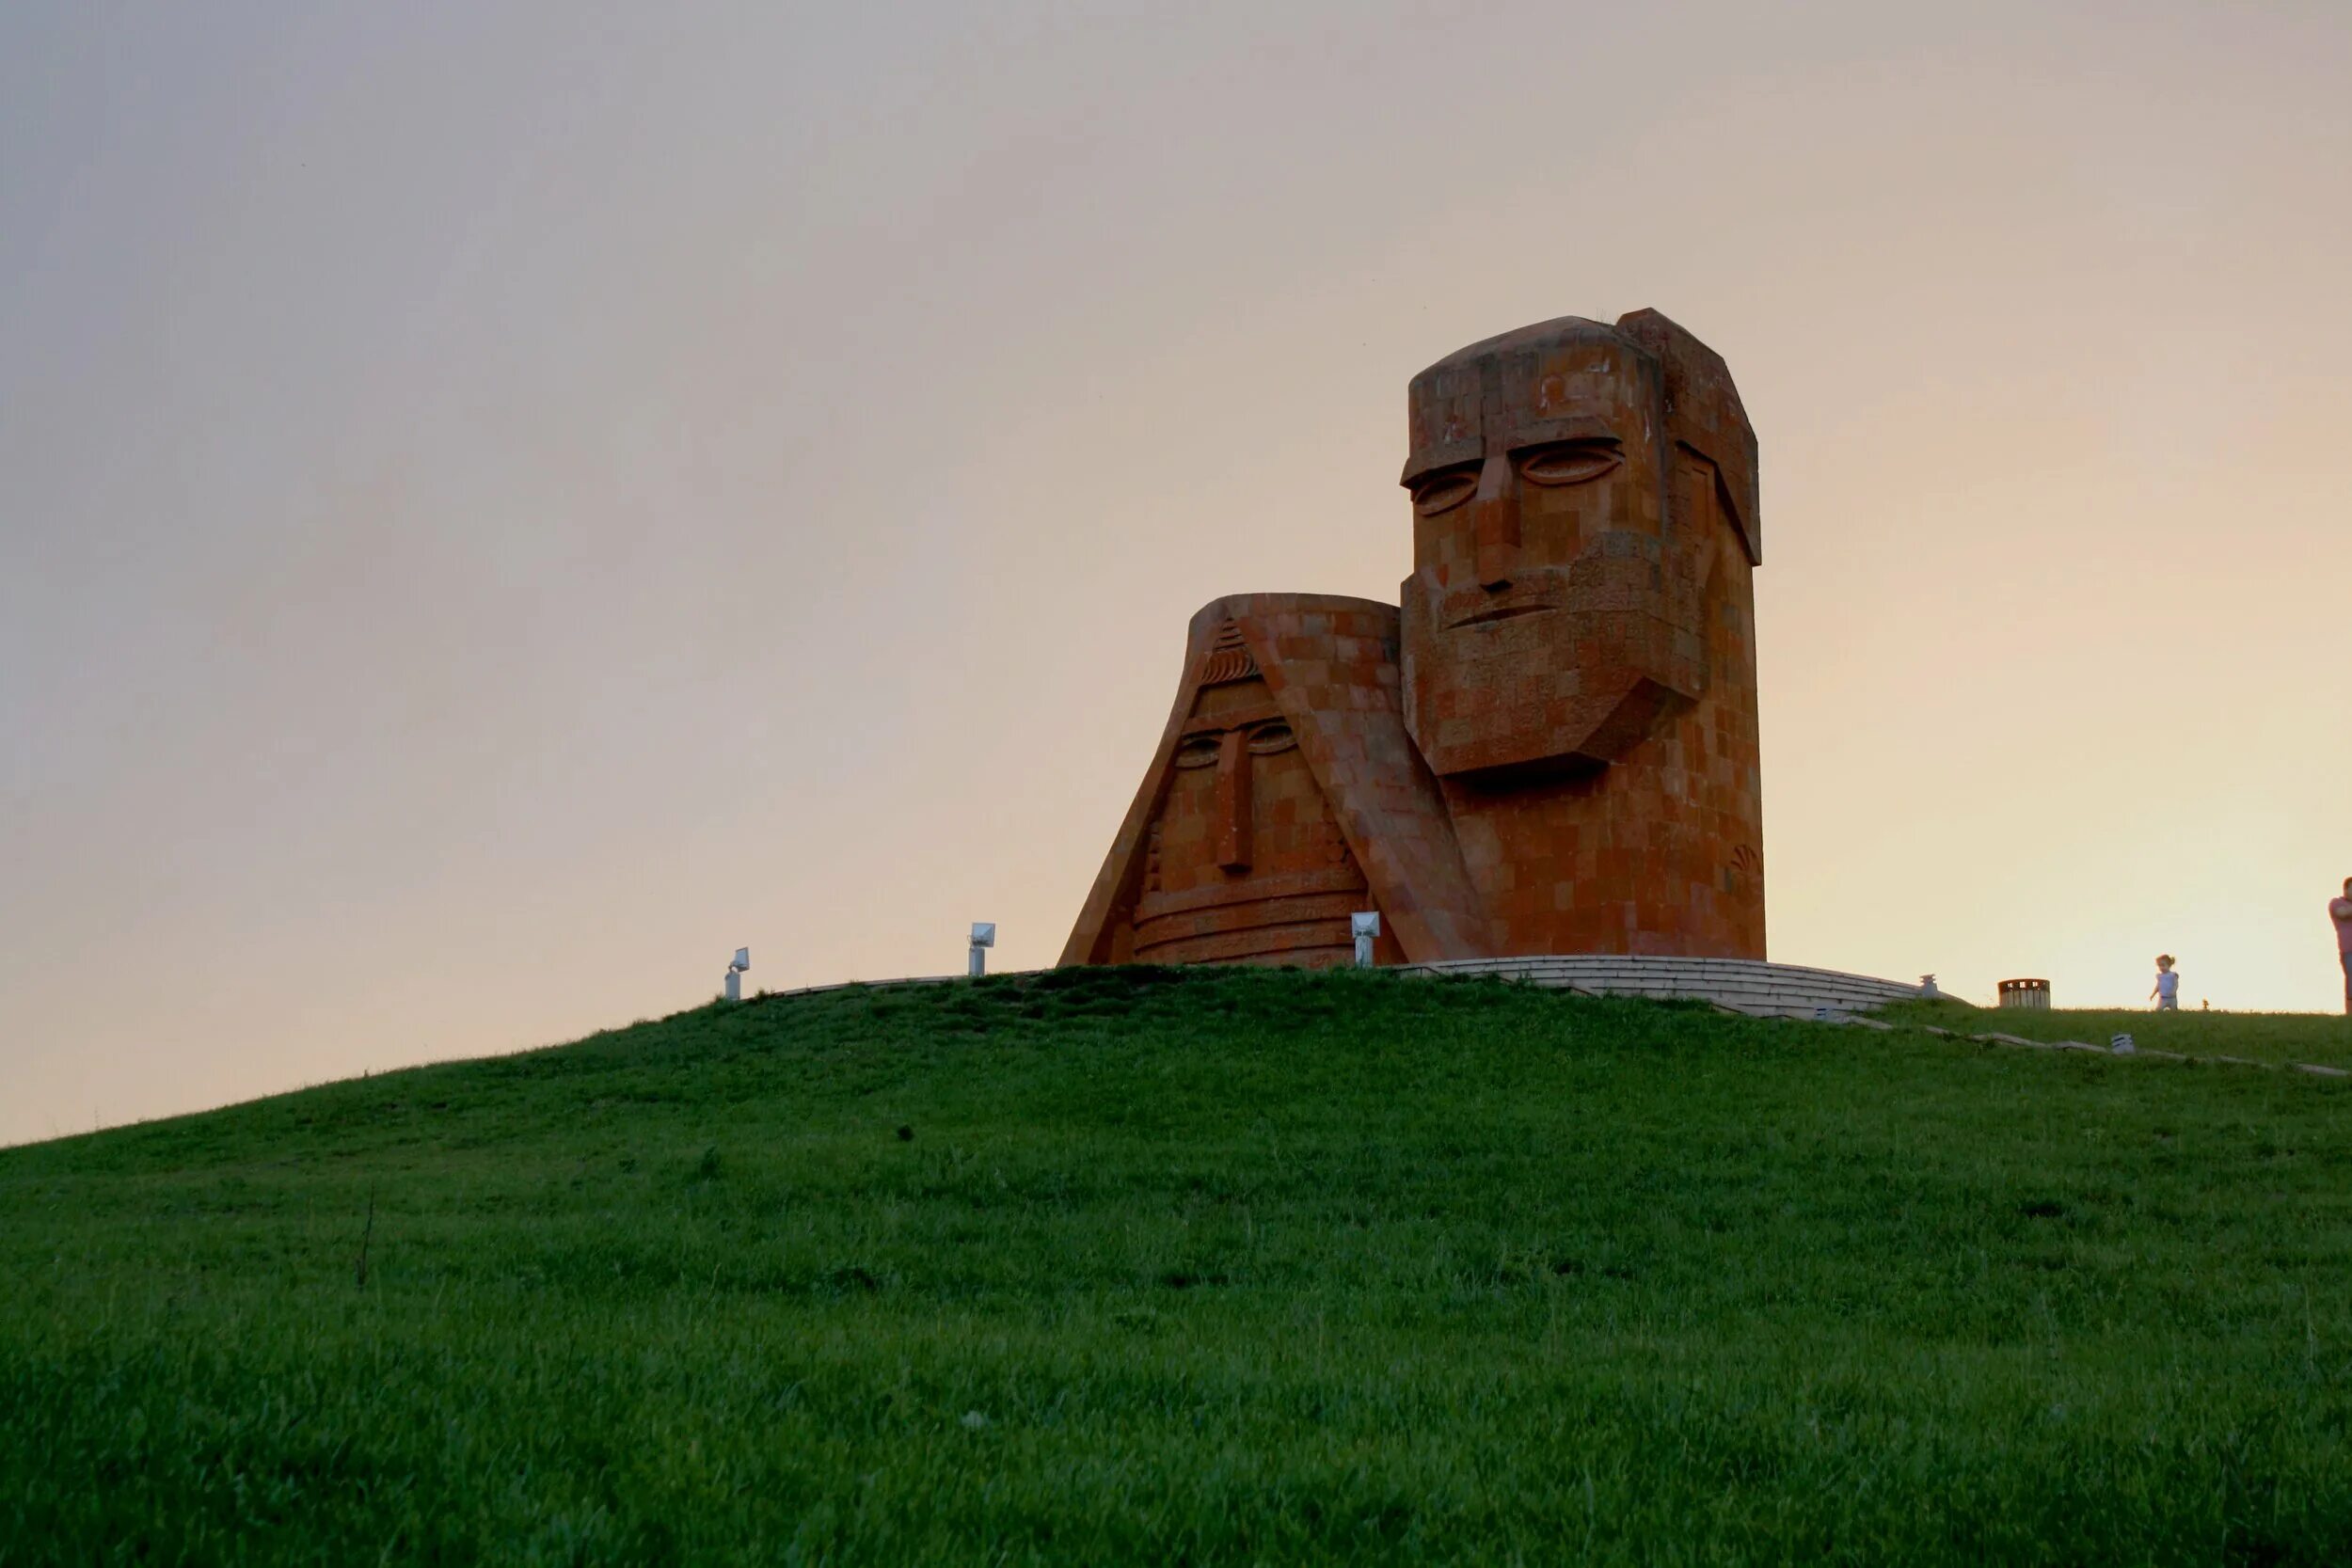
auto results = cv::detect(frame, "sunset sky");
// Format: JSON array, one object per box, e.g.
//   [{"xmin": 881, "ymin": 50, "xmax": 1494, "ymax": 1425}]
[{"xmin": 7, "ymin": 0, "xmax": 2351, "ymax": 1145}]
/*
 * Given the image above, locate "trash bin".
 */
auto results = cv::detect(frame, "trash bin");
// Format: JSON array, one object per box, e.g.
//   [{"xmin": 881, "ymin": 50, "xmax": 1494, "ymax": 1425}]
[{"xmin": 1997, "ymin": 977, "xmax": 2052, "ymax": 1009}]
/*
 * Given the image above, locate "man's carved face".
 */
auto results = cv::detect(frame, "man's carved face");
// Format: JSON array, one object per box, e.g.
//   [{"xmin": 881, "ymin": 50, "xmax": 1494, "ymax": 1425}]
[{"xmin": 1398, "ymin": 320, "xmax": 1705, "ymax": 779}]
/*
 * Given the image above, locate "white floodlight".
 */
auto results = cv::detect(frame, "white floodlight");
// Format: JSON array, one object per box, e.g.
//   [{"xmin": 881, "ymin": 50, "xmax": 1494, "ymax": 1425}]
[
  {"xmin": 1350, "ymin": 911, "xmax": 1380, "ymax": 970},
  {"xmin": 723, "ymin": 946, "xmax": 750, "ymax": 1002},
  {"xmin": 968, "ymin": 922, "xmax": 996, "ymax": 977},
  {"xmin": 731, "ymin": 948, "xmax": 751, "ymax": 973}
]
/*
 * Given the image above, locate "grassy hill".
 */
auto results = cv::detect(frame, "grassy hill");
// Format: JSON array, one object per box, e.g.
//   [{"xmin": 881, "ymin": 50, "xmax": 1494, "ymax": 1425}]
[{"xmin": 5, "ymin": 966, "xmax": 2351, "ymax": 1564}]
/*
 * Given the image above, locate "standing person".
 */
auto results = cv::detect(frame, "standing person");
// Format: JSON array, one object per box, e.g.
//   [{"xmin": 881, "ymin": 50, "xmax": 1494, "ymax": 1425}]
[
  {"xmin": 2332, "ymin": 879, "xmax": 2352, "ymax": 1015},
  {"xmin": 2150, "ymin": 955, "xmax": 2180, "ymax": 1011}
]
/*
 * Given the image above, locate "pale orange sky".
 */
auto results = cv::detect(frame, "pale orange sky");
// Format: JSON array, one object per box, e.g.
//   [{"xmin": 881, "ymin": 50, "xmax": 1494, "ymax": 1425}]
[{"xmin": 6, "ymin": 1, "xmax": 2351, "ymax": 1145}]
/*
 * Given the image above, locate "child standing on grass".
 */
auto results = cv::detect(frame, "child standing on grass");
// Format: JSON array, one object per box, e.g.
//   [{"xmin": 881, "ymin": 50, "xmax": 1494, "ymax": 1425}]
[
  {"xmin": 2150, "ymin": 955, "xmax": 2180, "ymax": 1011},
  {"xmin": 2331, "ymin": 878, "xmax": 2352, "ymax": 1015}
]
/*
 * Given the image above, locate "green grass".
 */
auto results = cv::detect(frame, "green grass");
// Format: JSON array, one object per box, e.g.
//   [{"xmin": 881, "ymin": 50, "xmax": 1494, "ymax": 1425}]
[
  {"xmin": 5, "ymin": 966, "xmax": 2352, "ymax": 1564},
  {"xmin": 1882, "ymin": 997, "xmax": 2352, "ymax": 1069}
]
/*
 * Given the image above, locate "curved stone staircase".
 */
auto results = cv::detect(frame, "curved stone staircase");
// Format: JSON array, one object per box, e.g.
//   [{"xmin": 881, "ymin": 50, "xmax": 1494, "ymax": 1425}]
[{"xmin": 1398, "ymin": 955, "xmax": 1929, "ymax": 1018}]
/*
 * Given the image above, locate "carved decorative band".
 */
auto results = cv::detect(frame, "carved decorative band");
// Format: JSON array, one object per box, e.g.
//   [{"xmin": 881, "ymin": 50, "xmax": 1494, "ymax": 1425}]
[
  {"xmin": 1198, "ymin": 649, "xmax": 1259, "ymax": 686},
  {"xmin": 1134, "ymin": 892, "xmax": 1367, "ymax": 944},
  {"xmin": 1135, "ymin": 865, "xmax": 1369, "ymax": 920},
  {"xmin": 1134, "ymin": 918, "xmax": 1353, "ymax": 965}
]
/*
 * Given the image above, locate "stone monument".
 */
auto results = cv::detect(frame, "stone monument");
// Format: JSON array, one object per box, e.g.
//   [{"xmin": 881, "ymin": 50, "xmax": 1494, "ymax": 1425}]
[{"xmin": 1063, "ymin": 309, "xmax": 1765, "ymax": 968}]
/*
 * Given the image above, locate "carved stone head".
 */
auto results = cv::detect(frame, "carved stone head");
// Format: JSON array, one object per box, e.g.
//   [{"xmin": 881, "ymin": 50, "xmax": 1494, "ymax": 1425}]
[
  {"xmin": 1398, "ymin": 309, "xmax": 1758, "ymax": 780},
  {"xmin": 1130, "ymin": 620, "xmax": 1364, "ymax": 965},
  {"xmin": 1060, "ymin": 594, "xmax": 1495, "ymax": 968}
]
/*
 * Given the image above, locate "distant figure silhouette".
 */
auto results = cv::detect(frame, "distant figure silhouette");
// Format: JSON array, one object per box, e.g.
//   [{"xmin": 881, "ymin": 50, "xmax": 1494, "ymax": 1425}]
[
  {"xmin": 2150, "ymin": 954, "xmax": 2179, "ymax": 1012},
  {"xmin": 2331, "ymin": 878, "xmax": 2352, "ymax": 1015}
]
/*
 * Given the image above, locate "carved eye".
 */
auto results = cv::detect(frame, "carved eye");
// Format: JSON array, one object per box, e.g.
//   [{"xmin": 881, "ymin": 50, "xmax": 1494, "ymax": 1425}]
[
  {"xmin": 1408, "ymin": 465, "xmax": 1479, "ymax": 515},
  {"xmin": 1517, "ymin": 439, "xmax": 1621, "ymax": 486},
  {"xmin": 1174, "ymin": 734, "xmax": 1223, "ymax": 769},
  {"xmin": 1246, "ymin": 721, "xmax": 1296, "ymax": 755}
]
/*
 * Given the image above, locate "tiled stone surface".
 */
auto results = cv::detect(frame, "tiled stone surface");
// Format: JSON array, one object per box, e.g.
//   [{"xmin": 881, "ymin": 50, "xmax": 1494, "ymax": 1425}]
[
  {"xmin": 1065, "ymin": 309, "xmax": 1767, "ymax": 967},
  {"xmin": 1061, "ymin": 594, "xmax": 1486, "ymax": 969},
  {"xmin": 1401, "ymin": 310, "xmax": 1764, "ymax": 960}
]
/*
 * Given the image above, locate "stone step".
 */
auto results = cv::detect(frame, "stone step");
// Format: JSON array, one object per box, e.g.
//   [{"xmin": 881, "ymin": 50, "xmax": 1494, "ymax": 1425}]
[{"xmin": 1396, "ymin": 955, "xmax": 1924, "ymax": 1013}]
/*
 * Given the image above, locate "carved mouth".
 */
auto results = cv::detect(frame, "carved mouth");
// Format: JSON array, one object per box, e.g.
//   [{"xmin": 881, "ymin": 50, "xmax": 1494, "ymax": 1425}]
[{"xmin": 1450, "ymin": 603, "xmax": 1558, "ymax": 629}]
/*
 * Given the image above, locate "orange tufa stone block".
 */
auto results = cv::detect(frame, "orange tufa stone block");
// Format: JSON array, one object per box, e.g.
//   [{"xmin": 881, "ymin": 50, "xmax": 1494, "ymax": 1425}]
[{"xmin": 1062, "ymin": 309, "xmax": 1765, "ymax": 968}]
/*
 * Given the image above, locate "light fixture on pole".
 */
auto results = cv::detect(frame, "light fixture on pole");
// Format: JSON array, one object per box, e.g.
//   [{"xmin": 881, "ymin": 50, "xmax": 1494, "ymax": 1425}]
[
  {"xmin": 1351, "ymin": 911, "xmax": 1380, "ymax": 970},
  {"xmin": 723, "ymin": 947, "xmax": 750, "ymax": 1003},
  {"xmin": 968, "ymin": 923, "xmax": 996, "ymax": 977}
]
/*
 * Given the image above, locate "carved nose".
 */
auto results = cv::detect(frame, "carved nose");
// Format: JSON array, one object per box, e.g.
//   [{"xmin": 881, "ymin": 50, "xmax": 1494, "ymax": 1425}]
[
  {"xmin": 1471, "ymin": 455, "xmax": 1518, "ymax": 590},
  {"xmin": 1215, "ymin": 729, "xmax": 1252, "ymax": 871},
  {"xmin": 1474, "ymin": 510, "xmax": 1518, "ymax": 590}
]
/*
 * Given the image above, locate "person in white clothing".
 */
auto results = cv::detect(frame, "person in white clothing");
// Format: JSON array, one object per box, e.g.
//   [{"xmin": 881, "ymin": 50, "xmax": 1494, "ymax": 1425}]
[
  {"xmin": 2331, "ymin": 879, "xmax": 2352, "ymax": 1015},
  {"xmin": 2150, "ymin": 954, "xmax": 2180, "ymax": 1011}
]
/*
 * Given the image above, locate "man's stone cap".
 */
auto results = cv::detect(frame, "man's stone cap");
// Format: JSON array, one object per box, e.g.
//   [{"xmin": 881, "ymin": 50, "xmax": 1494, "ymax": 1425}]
[
  {"xmin": 1406, "ymin": 309, "xmax": 1761, "ymax": 565},
  {"xmin": 1413, "ymin": 314, "xmax": 1616, "ymax": 372}
]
